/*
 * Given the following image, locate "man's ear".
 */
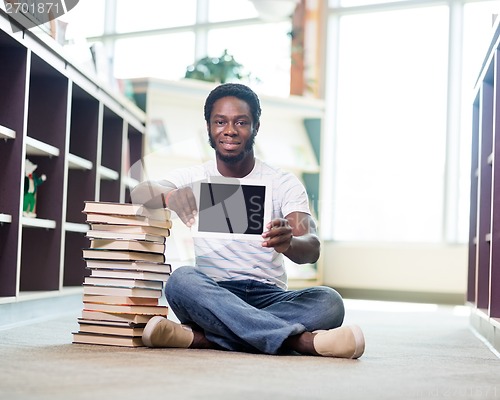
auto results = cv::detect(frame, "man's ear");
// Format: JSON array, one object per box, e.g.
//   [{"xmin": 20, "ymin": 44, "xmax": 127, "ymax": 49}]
[{"xmin": 254, "ymin": 122, "xmax": 260, "ymax": 134}]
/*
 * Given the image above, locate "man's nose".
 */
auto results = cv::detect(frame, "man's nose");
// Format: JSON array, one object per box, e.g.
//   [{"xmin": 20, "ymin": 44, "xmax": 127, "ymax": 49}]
[{"xmin": 223, "ymin": 123, "xmax": 237, "ymax": 135}]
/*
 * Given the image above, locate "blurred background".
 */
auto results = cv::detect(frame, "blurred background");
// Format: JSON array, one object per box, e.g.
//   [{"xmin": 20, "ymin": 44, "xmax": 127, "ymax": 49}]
[{"xmin": 53, "ymin": 0, "xmax": 500, "ymax": 304}]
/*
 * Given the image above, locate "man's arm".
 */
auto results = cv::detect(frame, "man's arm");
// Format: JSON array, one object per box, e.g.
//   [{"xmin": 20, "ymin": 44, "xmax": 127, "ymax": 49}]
[
  {"xmin": 261, "ymin": 211, "xmax": 320, "ymax": 264},
  {"xmin": 130, "ymin": 180, "xmax": 175, "ymax": 209},
  {"xmin": 131, "ymin": 181, "xmax": 198, "ymax": 227}
]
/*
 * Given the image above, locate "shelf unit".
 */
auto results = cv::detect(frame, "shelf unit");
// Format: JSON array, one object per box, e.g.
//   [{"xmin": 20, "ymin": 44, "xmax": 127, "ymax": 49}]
[
  {"xmin": 0, "ymin": 9, "xmax": 146, "ymax": 303},
  {"xmin": 468, "ymin": 17, "xmax": 500, "ymax": 353},
  {"xmin": 130, "ymin": 77, "xmax": 324, "ymax": 287}
]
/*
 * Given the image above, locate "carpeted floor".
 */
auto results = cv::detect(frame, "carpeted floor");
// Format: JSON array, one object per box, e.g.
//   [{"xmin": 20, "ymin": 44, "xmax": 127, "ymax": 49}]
[{"xmin": 0, "ymin": 300, "xmax": 499, "ymax": 400}]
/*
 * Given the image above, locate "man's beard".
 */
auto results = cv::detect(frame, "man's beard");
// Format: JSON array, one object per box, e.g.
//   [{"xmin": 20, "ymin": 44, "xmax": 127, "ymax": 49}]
[{"xmin": 208, "ymin": 130, "xmax": 256, "ymax": 165}]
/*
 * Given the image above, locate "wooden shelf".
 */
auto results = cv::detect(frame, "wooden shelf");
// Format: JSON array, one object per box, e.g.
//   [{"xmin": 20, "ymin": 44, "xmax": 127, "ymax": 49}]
[
  {"xmin": 98, "ymin": 165, "xmax": 120, "ymax": 181},
  {"xmin": 468, "ymin": 16, "xmax": 500, "ymax": 354},
  {"xmin": 67, "ymin": 153, "xmax": 93, "ymax": 170},
  {"xmin": 0, "ymin": 9, "xmax": 147, "ymax": 302},
  {"xmin": 65, "ymin": 222, "xmax": 89, "ymax": 233},
  {"xmin": 123, "ymin": 176, "xmax": 139, "ymax": 189},
  {"xmin": 25, "ymin": 136, "xmax": 60, "ymax": 157},
  {"xmin": 0, "ymin": 124, "xmax": 15, "ymax": 140},
  {"xmin": 0, "ymin": 213, "xmax": 12, "ymax": 224},
  {"xmin": 21, "ymin": 217, "xmax": 56, "ymax": 229}
]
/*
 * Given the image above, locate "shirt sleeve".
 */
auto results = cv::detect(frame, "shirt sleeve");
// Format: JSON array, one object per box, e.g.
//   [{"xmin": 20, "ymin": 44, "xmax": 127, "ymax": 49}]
[{"xmin": 277, "ymin": 172, "xmax": 311, "ymax": 218}]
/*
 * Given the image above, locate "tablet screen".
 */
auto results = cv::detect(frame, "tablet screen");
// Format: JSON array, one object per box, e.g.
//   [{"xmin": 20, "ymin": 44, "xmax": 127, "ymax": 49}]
[{"xmin": 192, "ymin": 178, "xmax": 272, "ymax": 240}]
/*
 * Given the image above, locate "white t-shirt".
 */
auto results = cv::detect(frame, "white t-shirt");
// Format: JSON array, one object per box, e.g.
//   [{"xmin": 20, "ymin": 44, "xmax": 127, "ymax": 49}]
[{"xmin": 162, "ymin": 158, "xmax": 311, "ymax": 289}]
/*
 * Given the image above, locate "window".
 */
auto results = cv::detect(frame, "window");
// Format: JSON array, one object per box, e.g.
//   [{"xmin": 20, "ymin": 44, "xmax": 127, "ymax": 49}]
[
  {"xmin": 114, "ymin": 33, "xmax": 196, "ymax": 80},
  {"xmin": 207, "ymin": 22, "xmax": 292, "ymax": 96},
  {"xmin": 64, "ymin": 0, "xmax": 106, "ymax": 39},
  {"xmin": 325, "ymin": 0, "xmax": 500, "ymax": 244},
  {"xmin": 72, "ymin": 0, "xmax": 291, "ymax": 96},
  {"xmin": 335, "ymin": 0, "xmax": 412, "ymax": 6},
  {"xmin": 208, "ymin": 0, "xmax": 258, "ymax": 22},
  {"xmin": 115, "ymin": 0, "xmax": 197, "ymax": 32},
  {"xmin": 329, "ymin": 6, "xmax": 449, "ymax": 242}
]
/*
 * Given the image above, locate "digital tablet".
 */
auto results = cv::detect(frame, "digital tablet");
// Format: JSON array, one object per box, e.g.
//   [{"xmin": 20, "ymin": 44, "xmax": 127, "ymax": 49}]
[{"xmin": 191, "ymin": 177, "xmax": 272, "ymax": 240}]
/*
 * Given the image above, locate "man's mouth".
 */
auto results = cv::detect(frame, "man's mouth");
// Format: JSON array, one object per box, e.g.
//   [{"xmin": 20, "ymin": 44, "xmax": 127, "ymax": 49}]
[{"xmin": 220, "ymin": 141, "xmax": 240, "ymax": 151}]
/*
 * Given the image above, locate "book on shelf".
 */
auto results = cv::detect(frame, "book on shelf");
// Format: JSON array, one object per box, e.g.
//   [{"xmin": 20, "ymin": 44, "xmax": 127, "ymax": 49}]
[
  {"xmin": 83, "ymin": 284, "xmax": 163, "ymax": 298},
  {"xmin": 90, "ymin": 238, "xmax": 166, "ymax": 254},
  {"xmin": 82, "ymin": 248, "xmax": 165, "ymax": 263},
  {"xmin": 83, "ymin": 276, "xmax": 163, "ymax": 290},
  {"xmin": 72, "ymin": 332, "xmax": 144, "ymax": 347},
  {"xmin": 86, "ymin": 229, "xmax": 166, "ymax": 243},
  {"xmin": 89, "ymin": 268, "xmax": 170, "ymax": 282},
  {"xmin": 85, "ymin": 213, "xmax": 172, "ymax": 229},
  {"xmin": 77, "ymin": 321, "xmax": 144, "ymax": 337},
  {"xmin": 82, "ymin": 294, "xmax": 159, "ymax": 306},
  {"xmin": 89, "ymin": 223, "xmax": 170, "ymax": 237},
  {"xmin": 85, "ymin": 259, "xmax": 172, "ymax": 274},
  {"xmin": 81, "ymin": 309, "xmax": 154, "ymax": 324},
  {"xmin": 83, "ymin": 301, "xmax": 169, "ymax": 316},
  {"xmin": 83, "ymin": 201, "xmax": 171, "ymax": 220}
]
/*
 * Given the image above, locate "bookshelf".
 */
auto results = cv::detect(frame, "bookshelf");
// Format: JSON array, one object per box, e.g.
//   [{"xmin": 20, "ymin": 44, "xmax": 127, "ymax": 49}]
[
  {"xmin": 0, "ymin": 9, "xmax": 146, "ymax": 303},
  {"xmin": 130, "ymin": 77, "xmax": 324, "ymax": 287},
  {"xmin": 468, "ymin": 17, "xmax": 500, "ymax": 353}
]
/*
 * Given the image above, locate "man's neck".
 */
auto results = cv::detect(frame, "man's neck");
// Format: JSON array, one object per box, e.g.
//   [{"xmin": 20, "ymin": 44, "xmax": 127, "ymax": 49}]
[{"xmin": 216, "ymin": 153, "xmax": 256, "ymax": 178}]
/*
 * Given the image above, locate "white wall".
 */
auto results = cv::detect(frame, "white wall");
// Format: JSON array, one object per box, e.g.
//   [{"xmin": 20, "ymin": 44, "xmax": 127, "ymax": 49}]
[{"xmin": 322, "ymin": 241, "xmax": 468, "ymax": 297}]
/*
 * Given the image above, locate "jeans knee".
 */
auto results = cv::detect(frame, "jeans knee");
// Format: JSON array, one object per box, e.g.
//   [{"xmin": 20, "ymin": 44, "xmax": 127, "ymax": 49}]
[
  {"xmin": 165, "ymin": 266, "xmax": 199, "ymax": 301},
  {"xmin": 316, "ymin": 286, "xmax": 345, "ymax": 328}
]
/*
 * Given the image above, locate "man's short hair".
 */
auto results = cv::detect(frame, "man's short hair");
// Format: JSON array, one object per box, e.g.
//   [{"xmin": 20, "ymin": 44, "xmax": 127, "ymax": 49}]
[{"xmin": 204, "ymin": 83, "xmax": 262, "ymax": 125}]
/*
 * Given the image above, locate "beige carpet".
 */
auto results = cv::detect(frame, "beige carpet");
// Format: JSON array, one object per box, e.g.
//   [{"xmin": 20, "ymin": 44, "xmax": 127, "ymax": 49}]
[{"xmin": 0, "ymin": 300, "xmax": 499, "ymax": 400}]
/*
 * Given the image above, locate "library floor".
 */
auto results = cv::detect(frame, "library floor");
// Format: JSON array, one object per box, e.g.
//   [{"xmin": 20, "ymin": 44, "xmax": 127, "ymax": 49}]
[{"xmin": 0, "ymin": 300, "xmax": 499, "ymax": 400}]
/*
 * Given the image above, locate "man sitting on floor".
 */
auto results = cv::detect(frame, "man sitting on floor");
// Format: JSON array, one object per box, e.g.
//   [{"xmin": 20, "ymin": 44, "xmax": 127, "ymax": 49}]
[{"xmin": 131, "ymin": 83, "xmax": 365, "ymax": 358}]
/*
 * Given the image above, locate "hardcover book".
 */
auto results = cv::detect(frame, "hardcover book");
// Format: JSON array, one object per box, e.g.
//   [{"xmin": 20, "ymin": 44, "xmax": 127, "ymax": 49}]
[
  {"xmin": 83, "ymin": 201, "xmax": 171, "ymax": 220},
  {"xmin": 82, "ymin": 249, "xmax": 165, "ymax": 263},
  {"xmin": 85, "ymin": 260, "xmax": 172, "ymax": 274},
  {"xmin": 80, "ymin": 310, "xmax": 154, "ymax": 324},
  {"xmin": 85, "ymin": 213, "xmax": 172, "ymax": 229},
  {"xmin": 90, "ymin": 239, "xmax": 166, "ymax": 254},
  {"xmin": 82, "ymin": 294, "xmax": 159, "ymax": 305},
  {"xmin": 86, "ymin": 230, "xmax": 166, "ymax": 243},
  {"xmin": 89, "ymin": 268, "xmax": 170, "ymax": 282},
  {"xmin": 72, "ymin": 332, "xmax": 144, "ymax": 347},
  {"xmin": 89, "ymin": 223, "xmax": 170, "ymax": 237},
  {"xmin": 83, "ymin": 301, "xmax": 169, "ymax": 316},
  {"xmin": 83, "ymin": 284, "xmax": 163, "ymax": 299},
  {"xmin": 77, "ymin": 317, "xmax": 147, "ymax": 328},
  {"xmin": 83, "ymin": 276, "xmax": 163, "ymax": 290},
  {"xmin": 77, "ymin": 322, "xmax": 145, "ymax": 337}
]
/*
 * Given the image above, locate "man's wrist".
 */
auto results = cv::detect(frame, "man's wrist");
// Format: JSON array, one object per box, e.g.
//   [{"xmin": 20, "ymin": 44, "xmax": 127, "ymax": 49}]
[{"xmin": 163, "ymin": 189, "xmax": 176, "ymax": 208}]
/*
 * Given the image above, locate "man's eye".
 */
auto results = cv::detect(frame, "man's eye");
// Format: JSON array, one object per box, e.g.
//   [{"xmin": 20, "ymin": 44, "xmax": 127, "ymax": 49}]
[
  {"xmin": 215, "ymin": 120, "xmax": 225, "ymax": 125},
  {"xmin": 237, "ymin": 121, "xmax": 248, "ymax": 126}
]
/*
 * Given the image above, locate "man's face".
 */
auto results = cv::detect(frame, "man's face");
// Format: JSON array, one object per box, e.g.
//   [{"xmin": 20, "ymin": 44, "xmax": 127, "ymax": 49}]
[{"xmin": 208, "ymin": 96, "xmax": 258, "ymax": 164}]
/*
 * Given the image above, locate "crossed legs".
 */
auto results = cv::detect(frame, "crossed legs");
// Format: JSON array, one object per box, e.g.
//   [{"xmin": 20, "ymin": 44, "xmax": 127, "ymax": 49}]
[{"xmin": 142, "ymin": 266, "xmax": 364, "ymax": 358}]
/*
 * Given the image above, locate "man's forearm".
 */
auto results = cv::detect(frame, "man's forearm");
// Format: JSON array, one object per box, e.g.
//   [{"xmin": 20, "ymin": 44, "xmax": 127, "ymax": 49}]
[
  {"xmin": 130, "ymin": 180, "xmax": 175, "ymax": 209},
  {"xmin": 284, "ymin": 234, "xmax": 321, "ymax": 264}
]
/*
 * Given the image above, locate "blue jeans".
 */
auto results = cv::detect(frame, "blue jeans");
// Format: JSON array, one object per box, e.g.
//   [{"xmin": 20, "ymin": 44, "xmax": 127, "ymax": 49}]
[{"xmin": 164, "ymin": 266, "xmax": 345, "ymax": 355}]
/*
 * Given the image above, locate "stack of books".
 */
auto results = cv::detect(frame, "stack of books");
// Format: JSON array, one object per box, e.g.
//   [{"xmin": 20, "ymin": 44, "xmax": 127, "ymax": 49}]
[{"xmin": 72, "ymin": 201, "xmax": 173, "ymax": 347}]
